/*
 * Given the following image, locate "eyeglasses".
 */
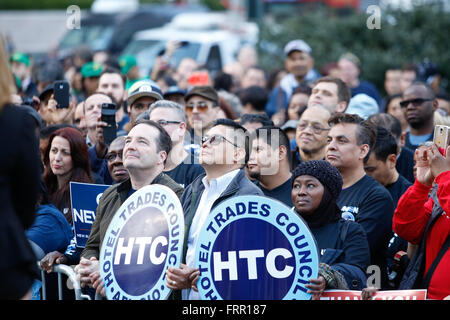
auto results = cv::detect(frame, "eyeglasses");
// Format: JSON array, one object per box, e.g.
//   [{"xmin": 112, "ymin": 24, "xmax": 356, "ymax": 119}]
[
  {"xmin": 105, "ymin": 151, "xmax": 123, "ymax": 162},
  {"xmin": 399, "ymin": 98, "xmax": 432, "ymax": 108},
  {"xmin": 185, "ymin": 101, "xmax": 210, "ymax": 114},
  {"xmin": 156, "ymin": 119, "xmax": 181, "ymax": 126},
  {"xmin": 201, "ymin": 134, "xmax": 239, "ymax": 147},
  {"xmin": 297, "ymin": 122, "xmax": 330, "ymax": 134}
]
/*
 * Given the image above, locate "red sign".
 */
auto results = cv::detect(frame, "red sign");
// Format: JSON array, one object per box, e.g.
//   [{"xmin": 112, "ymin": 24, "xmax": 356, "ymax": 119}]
[{"xmin": 320, "ymin": 290, "xmax": 427, "ymax": 300}]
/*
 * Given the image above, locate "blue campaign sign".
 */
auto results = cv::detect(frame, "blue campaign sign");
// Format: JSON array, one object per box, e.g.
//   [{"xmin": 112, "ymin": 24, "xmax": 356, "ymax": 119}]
[
  {"xmin": 70, "ymin": 182, "xmax": 110, "ymax": 248},
  {"xmin": 194, "ymin": 195, "xmax": 319, "ymax": 300},
  {"xmin": 99, "ymin": 184, "xmax": 184, "ymax": 300}
]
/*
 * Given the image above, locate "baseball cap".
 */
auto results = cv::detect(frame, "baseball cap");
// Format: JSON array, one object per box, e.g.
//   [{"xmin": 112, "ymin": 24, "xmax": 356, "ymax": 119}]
[
  {"xmin": 345, "ymin": 94, "xmax": 379, "ymax": 120},
  {"xmin": 38, "ymin": 83, "xmax": 54, "ymax": 101},
  {"xmin": 10, "ymin": 52, "xmax": 30, "ymax": 67},
  {"xmin": 284, "ymin": 39, "xmax": 312, "ymax": 56},
  {"xmin": 127, "ymin": 80, "xmax": 163, "ymax": 106},
  {"xmin": 163, "ymin": 86, "xmax": 185, "ymax": 98},
  {"xmin": 281, "ymin": 120, "xmax": 299, "ymax": 131},
  {"xmin": 184, "ymin": 86, "xmax": 219, "ymax": 106},
  {"xmin": 119, "ymin": 54, "xmax": 137, "ymax": 75},
  {"xmin": 81, "ymin": 61, "xmax": 103, "ymax": 78}
]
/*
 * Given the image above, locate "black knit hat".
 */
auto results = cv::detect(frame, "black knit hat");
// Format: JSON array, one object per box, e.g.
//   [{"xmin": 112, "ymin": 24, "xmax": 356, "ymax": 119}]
[{"xmin": 292, "ymin": 160, "xmax": 343, "ymax": 200}]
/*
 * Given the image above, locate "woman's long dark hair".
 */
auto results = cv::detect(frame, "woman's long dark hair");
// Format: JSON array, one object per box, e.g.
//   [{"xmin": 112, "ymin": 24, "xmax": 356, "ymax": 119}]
[{"xmin": 43, "ymin": 127, "xmax": 93, "ymax": 223}]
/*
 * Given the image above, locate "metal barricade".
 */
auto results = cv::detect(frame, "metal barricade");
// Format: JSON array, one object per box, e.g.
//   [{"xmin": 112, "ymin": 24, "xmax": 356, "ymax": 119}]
[{"xmin": 37, "ymin": 262, "xmax": 92, "ymax": 300}]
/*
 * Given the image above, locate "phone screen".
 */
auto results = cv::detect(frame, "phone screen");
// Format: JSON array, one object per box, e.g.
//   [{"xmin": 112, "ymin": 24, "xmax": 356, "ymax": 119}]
[
  {"xmin": 101, "ymin": 103, "xmax": 117, "ymax": 145},
  {"xmin": 433, "ymin": 125, "xmax": 450, "ymax": 156}
]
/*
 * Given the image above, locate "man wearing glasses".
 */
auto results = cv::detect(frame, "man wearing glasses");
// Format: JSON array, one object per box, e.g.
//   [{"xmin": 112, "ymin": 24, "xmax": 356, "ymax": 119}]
[
  {"xmin": 165, "ymin": 119, "xmax": 263, "ymax": 299},
  {"xmin": 138, "ymin": 100, "xmax": 205, "ymax": 188},
  {"xmin": 184, "ymin": 86, "xmax": 220, "ymax": 156},
  {"xmin": 293, "ymin": 105, "xmax": 332, "ymax": 167},
  {"xmin": 401, "ymin": 82, "xmax": 438, "ymax": 150}
]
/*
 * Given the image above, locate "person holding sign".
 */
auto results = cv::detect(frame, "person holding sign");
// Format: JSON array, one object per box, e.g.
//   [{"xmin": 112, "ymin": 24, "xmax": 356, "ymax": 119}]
[
  {"xmin": 138, "ymin": 100, "xmax": 205, "ymax": 188},
  {"xmin": 291, "ymin": 160, "xmax": 370, "ymax": 299},
  {"xmin": 40, "ymin": 127, "xmax": 94, "ymax": 271},
  {"xmin": 77, "ymin": 119, "xmax": 183, "ymax": 297},
  {"xmin": 166, "ymin": 119, "xmax": 263, "ymax": 300}
]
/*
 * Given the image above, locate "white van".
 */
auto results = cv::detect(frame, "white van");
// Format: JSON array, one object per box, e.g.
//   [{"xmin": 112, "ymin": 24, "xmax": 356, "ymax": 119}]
[{"xmin": 120, "ymin": 12, "xmax": 258, "ymax": 76}]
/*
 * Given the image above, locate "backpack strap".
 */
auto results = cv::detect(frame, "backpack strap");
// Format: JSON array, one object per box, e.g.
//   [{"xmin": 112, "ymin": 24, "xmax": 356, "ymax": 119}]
[{"xmin": 421, "ymin": 233, "xmax": 450, "ymax": 289}]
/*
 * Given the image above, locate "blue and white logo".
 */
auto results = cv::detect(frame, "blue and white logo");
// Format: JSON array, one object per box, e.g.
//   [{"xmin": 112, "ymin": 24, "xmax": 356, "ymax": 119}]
[
  {"xmin": 100, "ymin": 184, "xmax": 184, "ymax": 300},
  {"xmin": 194, "ymin": 196, "xmax": 319, "ymax": 300},
  {"xmin": 70, "ymin": 182, "xmax": 109, "ymax": 248}
]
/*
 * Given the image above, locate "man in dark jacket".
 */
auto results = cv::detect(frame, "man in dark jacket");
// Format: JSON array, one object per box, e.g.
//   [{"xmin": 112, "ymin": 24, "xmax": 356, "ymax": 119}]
[
  {"xmin": 75, "ymin": 119, "xmax": 184, "ymax": 295},
  {"xmin": 166, "ymin": 119, "xmax": 263, "ymax": 299}
]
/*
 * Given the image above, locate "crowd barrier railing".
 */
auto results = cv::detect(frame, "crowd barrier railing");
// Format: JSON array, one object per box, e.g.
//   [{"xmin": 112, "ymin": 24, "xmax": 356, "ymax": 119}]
[{"xmin": 36, "ymin": 262, "xmax": 92, "ymax": 300}]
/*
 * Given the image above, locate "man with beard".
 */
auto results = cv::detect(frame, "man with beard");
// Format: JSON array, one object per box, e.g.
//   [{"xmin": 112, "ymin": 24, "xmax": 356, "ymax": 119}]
[
  {"xmin": 401, "ymin": 82, "xmax": 438, "ymax": 150},
  {"xmin": 247, "ymin": 126, "xmax": 293, "ymax": 207}
]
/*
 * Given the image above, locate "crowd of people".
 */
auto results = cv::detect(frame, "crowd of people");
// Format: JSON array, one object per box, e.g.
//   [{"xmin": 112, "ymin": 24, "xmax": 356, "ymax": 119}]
[{"xmin": 1, "ymin": 31, "xmax": 449, "ymax": 301}]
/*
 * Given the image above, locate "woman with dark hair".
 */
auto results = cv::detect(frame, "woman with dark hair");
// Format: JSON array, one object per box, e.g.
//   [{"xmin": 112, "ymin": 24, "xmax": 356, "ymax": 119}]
[
  {"xmin": 291, "ymin": 160, "xmax": 371, "ymax": 299},
  {"xmin": 40, "ymin": 127, "xmax": 94, "ymax": 273},
  {"xmin": 43, "ymin": 127, "xmax": 93, "ymax": 222}
]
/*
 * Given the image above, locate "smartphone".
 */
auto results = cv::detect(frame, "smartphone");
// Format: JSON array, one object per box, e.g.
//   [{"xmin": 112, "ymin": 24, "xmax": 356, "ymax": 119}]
[
  {"xmin": 433, "ymin": 125, "xmax": 450, "ymax": 156},
  {"xmin": 101, "ymin": 103, "xmax": 117, "ymax": 145},
  {"xmin": 53, "ymin": 80, "xmax": 70, "ymax": 108}
]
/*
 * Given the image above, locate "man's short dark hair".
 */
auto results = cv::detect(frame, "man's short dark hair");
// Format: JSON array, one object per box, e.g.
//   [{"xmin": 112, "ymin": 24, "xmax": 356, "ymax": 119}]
[
  {"xmin": 134, "ymin": 119, "xmax": 172, "ymax": 160},
  {"xmin": 100, "ymin": 66, "xmax": 126, "ymax": 87},
  {"xmin": 315, "ymin": 76, "xmax": 351, "ymax": 106},
  {"xmin": 238, "ymin": 86, "xmax": 268, "ymax": 112},
  {"xmin": 367, "ymin": 113, "xmax": 402, "ymax": 141},
  {"xmin": 372, "ymin": 126, "xmax": 398, "ymax": 162},
  {"xmin": 328, "ymin": 113, "xmax": 376, "ymax": 163},
  {"xmin": 252, "ymin": 125, "xmax": 292, "ymax": 169},
  {"xmin": 212, "ymin": 118, "xmax": 250, "ymax": 165},
  {"xmin": 240, "ymin": 113, "xmax": 274, "ymax": 127}
]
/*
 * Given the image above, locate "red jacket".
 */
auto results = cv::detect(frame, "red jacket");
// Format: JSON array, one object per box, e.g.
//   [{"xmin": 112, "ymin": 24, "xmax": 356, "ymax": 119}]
[{"xmin": 393, "ymin": 171, "xmax": 450, "ymax": 300}]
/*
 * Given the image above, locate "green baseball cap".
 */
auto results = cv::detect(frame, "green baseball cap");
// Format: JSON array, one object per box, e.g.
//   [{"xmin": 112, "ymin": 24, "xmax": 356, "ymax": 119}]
[
  {"xmin": 81, "ymin": 61, "xmax": 103, "ymax": 78},
  {"xmin": 119, "ymin": 54, "xmax": 137, "ymax": 75},
  {"xmin": 10, "ymin": 52, "xmax": 30, "ymax": 67}
]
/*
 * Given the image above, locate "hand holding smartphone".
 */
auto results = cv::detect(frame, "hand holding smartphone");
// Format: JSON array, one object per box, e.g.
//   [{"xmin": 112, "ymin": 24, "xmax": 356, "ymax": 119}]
[
  {"xmin": 101, "ymin": 103, "xmax": 117, "ymax": 145},
  {"xmin": 53, "ymin": 80, "xmax": 70, "ymax": 109},
  {"xmin": 433, "ymin": 125, "xmax": 450, "ymax": 156}
]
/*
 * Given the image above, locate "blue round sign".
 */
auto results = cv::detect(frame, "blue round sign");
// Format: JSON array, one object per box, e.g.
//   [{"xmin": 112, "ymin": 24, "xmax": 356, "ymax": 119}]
[
  {"xmin": 100, "ymin": 184, "xmax": 184, "ymax": 300},
  {"xmin": 194, "ymin": 195, "xmax": 319, "ymax": 300}
]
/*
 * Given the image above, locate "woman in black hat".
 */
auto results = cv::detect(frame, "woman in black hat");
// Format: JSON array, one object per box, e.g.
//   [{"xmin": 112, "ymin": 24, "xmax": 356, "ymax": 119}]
[{"xmin": 291, "ymin": 160, "xmax": 371, "ymax": 299}]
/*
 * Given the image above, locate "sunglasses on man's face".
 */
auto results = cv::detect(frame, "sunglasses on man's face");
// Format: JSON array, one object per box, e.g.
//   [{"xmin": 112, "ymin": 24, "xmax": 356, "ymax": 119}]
[
  {"xmin": 399, "ymin": 98, "xmax": 432, "ymax": 108},
  {"xmin": 155, "ymin": 119, "xmax": 181, "ymax": 126},
  {"xmin": 185, "ymin": 101, "xmax": 210, "ymax": 114},
  {"xmin": 201, "ymin": 134, "xmax": 239, "ymax": 147}
]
